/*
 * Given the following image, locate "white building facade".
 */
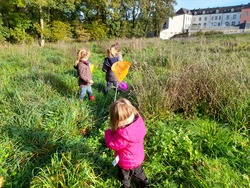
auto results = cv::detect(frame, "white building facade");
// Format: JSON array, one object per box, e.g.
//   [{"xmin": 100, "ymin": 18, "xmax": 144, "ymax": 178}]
[
  {"xmin": 192, "ymin": 7, "xmax": 242, "ymax": 28},
  {"xmin": 160, "ymin": 4, "xmax": 248, "ymax": 39},
  {"xmin": 160, "ymin": 9, "xmax": 192, "ymax": 39}
]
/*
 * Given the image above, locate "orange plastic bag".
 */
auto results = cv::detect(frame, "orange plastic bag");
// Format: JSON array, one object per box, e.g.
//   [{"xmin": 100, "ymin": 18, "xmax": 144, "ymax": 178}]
[{"xmin": 111, "ymin": 61, "xmax": 131, "ymax": 82}]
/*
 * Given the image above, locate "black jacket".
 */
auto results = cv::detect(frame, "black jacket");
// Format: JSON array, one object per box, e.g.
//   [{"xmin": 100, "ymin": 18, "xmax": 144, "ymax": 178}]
[{"xmin": 102, "ymin": 57, "xmax": 119, "ymax": 82}]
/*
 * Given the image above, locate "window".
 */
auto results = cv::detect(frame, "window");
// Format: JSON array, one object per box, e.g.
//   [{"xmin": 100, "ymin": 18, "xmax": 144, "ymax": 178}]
[
  {"xmin": 215, "ymin": 16, "xmax": 218, "ymax": 20},
  {"xmin": 231, "ymin": 8, "xmax": 234, "ymax": 12},
  {"xmin": 226, "ymin": 15, "xmax": 229, "ymax": 19},
  {"xmin": 225, "ymin": 22, "xmax": 230, "ymax": 26},
  {"xmin": 232, "ymin": 21, "xmax": 235, "ymax": 26},
  {"xmin": 214, "ymin": 22, "xmax": 217, "ymax": 26},
  {"xmin": 218, "ymin": 22, "xmax": 220, "ymax": 26},
  {"xmin": 212, "ymin": 16, "xmax": 214, "ymax": 20},
  {"xmin": 216, "ymin": 9, "xmax": 219, "ymax": 13},
  {"xmin": 199, "ymin": 17, "xmax": 201, "ymax": 21},
  {"xmin": 204, "ymin": 23, "xmax": 207, "ymax": 26},
  {"xmin": 219, "ymin": 16, "xmax": 221, "ymax": 20},
  {"xmin": 211, "ymin": 22, "xmax": 213, "ymax": 26},
  {"xmin": 203, "ymin": 11, "xmax": 205, "ymax": 14},
  {"xmin": 245, "ymin": 11, "xmax": 249, "ymax": 17},
  {"xmin": 205, "ymin": 17, "xmax": 207, "ymax": 21},
  {"xmin": 163, "ymin": 22, "xmax": 169, "ymax": 29},
  {"xmin": 233, "ymin": 15, "xmax": 236, "ymax": 19},
  {"xmin": 193, "ymin": 17, "xmax": 196, "ymax": 21}
]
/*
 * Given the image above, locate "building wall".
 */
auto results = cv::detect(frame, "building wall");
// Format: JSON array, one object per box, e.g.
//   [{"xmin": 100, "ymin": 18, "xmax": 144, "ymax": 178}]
[
  {"xmin": 160, "ymin": 14, "xmax": 186, "ymax": 39},
  {"xmin": 160, "ymin": 4, "xmax": 247, "ymax": 39},
  {"xmin": 191, "ymin": 12, "xmax": 241, "ymax": 28},
  {"xmin": 222, "ymin": 12, "xmax": 241, "ymax": 26},
  {"xmin": 240, "ymin": 8, "xmax": 250, "ymax": 23},
  {"xmin": 183, "ymin": 14, "xmax": 193, "ymax": 29}
]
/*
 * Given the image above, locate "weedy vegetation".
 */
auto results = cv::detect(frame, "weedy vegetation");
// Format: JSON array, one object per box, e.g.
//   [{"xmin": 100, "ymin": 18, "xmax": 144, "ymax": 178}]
[{"xmin": 0, "ymin": 34, "xmax": 250, "ymax": 187}]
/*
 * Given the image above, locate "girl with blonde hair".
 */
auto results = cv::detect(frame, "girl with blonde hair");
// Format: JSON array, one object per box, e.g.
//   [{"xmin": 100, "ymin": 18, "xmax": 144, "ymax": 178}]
[
  {"xmin": 102, "ymin": 46, "xmax": 119, "ymax": 94},
  {"xmin": 74, "ymin": 47, "xmax": 95, "ymax": 101},
  {"xmin": 105, "ymin": 98, "xmax": 149, "ymax": 188}
]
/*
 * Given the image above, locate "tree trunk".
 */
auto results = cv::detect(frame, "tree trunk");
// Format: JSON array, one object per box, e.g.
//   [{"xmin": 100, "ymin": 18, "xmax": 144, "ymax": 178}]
[{"xmin": 39, "ymin": 5, "xmax": 45, "ymax": 47}]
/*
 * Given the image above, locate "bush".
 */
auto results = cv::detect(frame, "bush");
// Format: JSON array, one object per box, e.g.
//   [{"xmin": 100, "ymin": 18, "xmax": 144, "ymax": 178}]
[
  {"xmin": 73, "ymin": 25, "xmax": 90, "ymax": 42},
  {"xmin": 50, "ymin": 21, "xmax": 72, "ymax": 42},
  {"xmin": 191, "ymin": 31, "xmax": 223, "ymax": 37},
  {"xmin": 0, "ymin": 24, "xmax": 9, "ymax": 43},
  {"xmin": 9, "ymin": 27, "xmax": 34, "ymax": 44},
  {"xmin": 86, "ymin": 20, "xmax": 108, "ymax": 41}
]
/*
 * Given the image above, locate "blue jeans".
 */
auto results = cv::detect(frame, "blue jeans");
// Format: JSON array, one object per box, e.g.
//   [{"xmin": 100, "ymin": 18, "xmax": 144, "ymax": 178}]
[{"xmin": 79, "ymin": 86, "xmax": 93, "ymax": 100}]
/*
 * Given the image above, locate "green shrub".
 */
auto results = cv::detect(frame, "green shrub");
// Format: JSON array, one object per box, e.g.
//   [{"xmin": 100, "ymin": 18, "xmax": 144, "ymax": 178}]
[
  {"xmin": 9, "ymin": 26, "xmax": 34, "ymax": 43},
  {"xmin": 0, "ymin": 24, "xmax": 9, "ymax": 43},
  {"xmin": 86, "ymin": 20, "xmax": 108, "ymax": 41},
  {"xmin": 50, "ymin": 21, "xmax": 72, "ymax": 42},
  {"xmin": 73, "ymin": 25, "xmax": 90, "ymax": 42}
]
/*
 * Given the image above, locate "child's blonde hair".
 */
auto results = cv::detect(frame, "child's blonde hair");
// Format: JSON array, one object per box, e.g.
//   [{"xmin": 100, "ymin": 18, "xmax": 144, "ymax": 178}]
[
  {"xmin": 109, "ymin": 98, "xmax": 139, "ymax": 131},
  {"xmin": 75, "ymin": 47, "xmax": 90, "ymax": 65},
  {"xmin": 113, "ymin": 42, "xmax": 120, "ymax": 52},
  {"xmin": 107, "ymin": 46, "xmax": 116, "ymax": 58}
]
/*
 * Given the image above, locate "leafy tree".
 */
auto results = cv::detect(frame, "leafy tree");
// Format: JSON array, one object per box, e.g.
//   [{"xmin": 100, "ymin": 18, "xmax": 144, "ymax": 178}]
[
  {"xmin": 71, "ymin": 21, "xmax": 90, "ymax": 42},
  {"xmin": 50, "ymin": 20, "xmax": 71, "ymax": 42},
  {"xmin": 0, "ymin": 14, "xmax": 9, "ymax": 43},
  {"xmin": 9, "ymin": 26, "xmax": 34, "ymax": 43},
  {"xmin": 0, "ymin": 0, "xmax": 177, "ymax": 42},
  {"xmin": 151, "ymin": 0, "xmax": 176, "ymax": 36},
  {"xmin": 85, "ymin": 19, "xmax": 108, "ymax": 41},
  {"xmin": 0, "ymin": 1, "xmax": 34, "ymax": 43},
  {"xmin": 138, "ymin": 0, "xmax": 176, "ymax": 37}
]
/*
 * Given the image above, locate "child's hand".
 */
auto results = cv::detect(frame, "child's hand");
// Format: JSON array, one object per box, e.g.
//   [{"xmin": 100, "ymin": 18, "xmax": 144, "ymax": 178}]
[{"xmin": 89, "ymin": 80, "xmax": 94, "ymax": 85}]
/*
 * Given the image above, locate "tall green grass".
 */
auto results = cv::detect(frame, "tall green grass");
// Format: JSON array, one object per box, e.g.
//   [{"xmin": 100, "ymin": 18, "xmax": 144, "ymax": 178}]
[
  {"xmin": 111, "ymin": 35, "xmax": 250, "ymax": 128},
  {"xmin": 0, "ymin": 35, "xmax": 250, "ymax": 187}
]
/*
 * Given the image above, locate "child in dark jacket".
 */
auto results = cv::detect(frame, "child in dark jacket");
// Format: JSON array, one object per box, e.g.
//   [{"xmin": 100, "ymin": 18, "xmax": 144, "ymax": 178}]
[
  {"xmin": 74, "ymin": 47, "xmax": 95, "ymax": 101},
  {"xmin": 105, "ymin": 98, "xmax": 149, "ymax": 188},
  {"xmin": 102, "ymin": 46, "xmax": 119, "ymax": 94}
]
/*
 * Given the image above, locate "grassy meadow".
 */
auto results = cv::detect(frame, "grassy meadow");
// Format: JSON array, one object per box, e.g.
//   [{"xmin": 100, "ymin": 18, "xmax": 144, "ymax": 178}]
[{"xmin": 0, "ymin": 34, "xmax": 250, "ymax": 187}]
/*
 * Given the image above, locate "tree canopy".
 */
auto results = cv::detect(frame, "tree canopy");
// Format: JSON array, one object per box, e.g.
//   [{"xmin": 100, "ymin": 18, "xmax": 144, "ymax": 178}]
[{"xmin": 0, "ymin": 0, "xmax": 176, "ymax": 43}]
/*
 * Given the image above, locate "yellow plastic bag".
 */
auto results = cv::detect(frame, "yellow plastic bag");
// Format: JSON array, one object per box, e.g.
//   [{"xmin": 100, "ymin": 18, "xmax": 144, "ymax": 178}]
[
  {"xmin": 89, "ymin": 63, "xmax": 94, "ymax": 73},
  {"xmin": 111, "ymin": 61, "xmax": 131, "ymax": 82}
]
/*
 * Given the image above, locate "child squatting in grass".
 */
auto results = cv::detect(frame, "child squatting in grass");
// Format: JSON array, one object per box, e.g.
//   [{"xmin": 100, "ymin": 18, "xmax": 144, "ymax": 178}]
[
  {"xmin": 105, "ymin": 98, "xmax": 149, "ymax": 188},
  {"xmin": 74, "ymin": 47, "xmax": 95, "ymax": 102}
]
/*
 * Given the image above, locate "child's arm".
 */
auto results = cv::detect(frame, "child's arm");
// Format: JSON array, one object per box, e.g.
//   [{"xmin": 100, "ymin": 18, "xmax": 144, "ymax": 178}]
[
  {"xmin": 78, "ymin": 65, "xmax": 91, "ymax": 83},
  {"xmin": 117, "ymin": 52, "xmax": 123, "ymax": 61},
  {"xmin": 74, "ymin": 60, "xmax": 79, "ymax": 69},
  {"xmin": 104, "ymin": 129, "xmax": 127, "ymax": 151},
  {"xmin": 102, "ymin": 58, "xmax": 109, "ymax": 72},
  {"xmin": 102, "ymin": 63, "xmax": 108, "ymax": 72}
]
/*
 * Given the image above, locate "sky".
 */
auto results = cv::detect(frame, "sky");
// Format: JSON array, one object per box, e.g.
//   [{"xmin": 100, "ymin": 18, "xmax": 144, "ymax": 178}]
[{"xmin": 174, "ymin": 0, "xmax": 250, "ymax": 11}]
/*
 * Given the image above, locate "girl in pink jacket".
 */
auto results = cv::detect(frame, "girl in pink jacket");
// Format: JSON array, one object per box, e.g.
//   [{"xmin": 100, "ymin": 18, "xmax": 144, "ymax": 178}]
[{"xmin": 105, "ymin": 98, "xmax": 149, "ymax": 188}]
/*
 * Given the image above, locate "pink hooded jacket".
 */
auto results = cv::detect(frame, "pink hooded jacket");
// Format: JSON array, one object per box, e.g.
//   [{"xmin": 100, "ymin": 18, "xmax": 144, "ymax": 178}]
[{"xmin": 104, "ymin": 115, "xmax": 146, "ymax": 170}]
